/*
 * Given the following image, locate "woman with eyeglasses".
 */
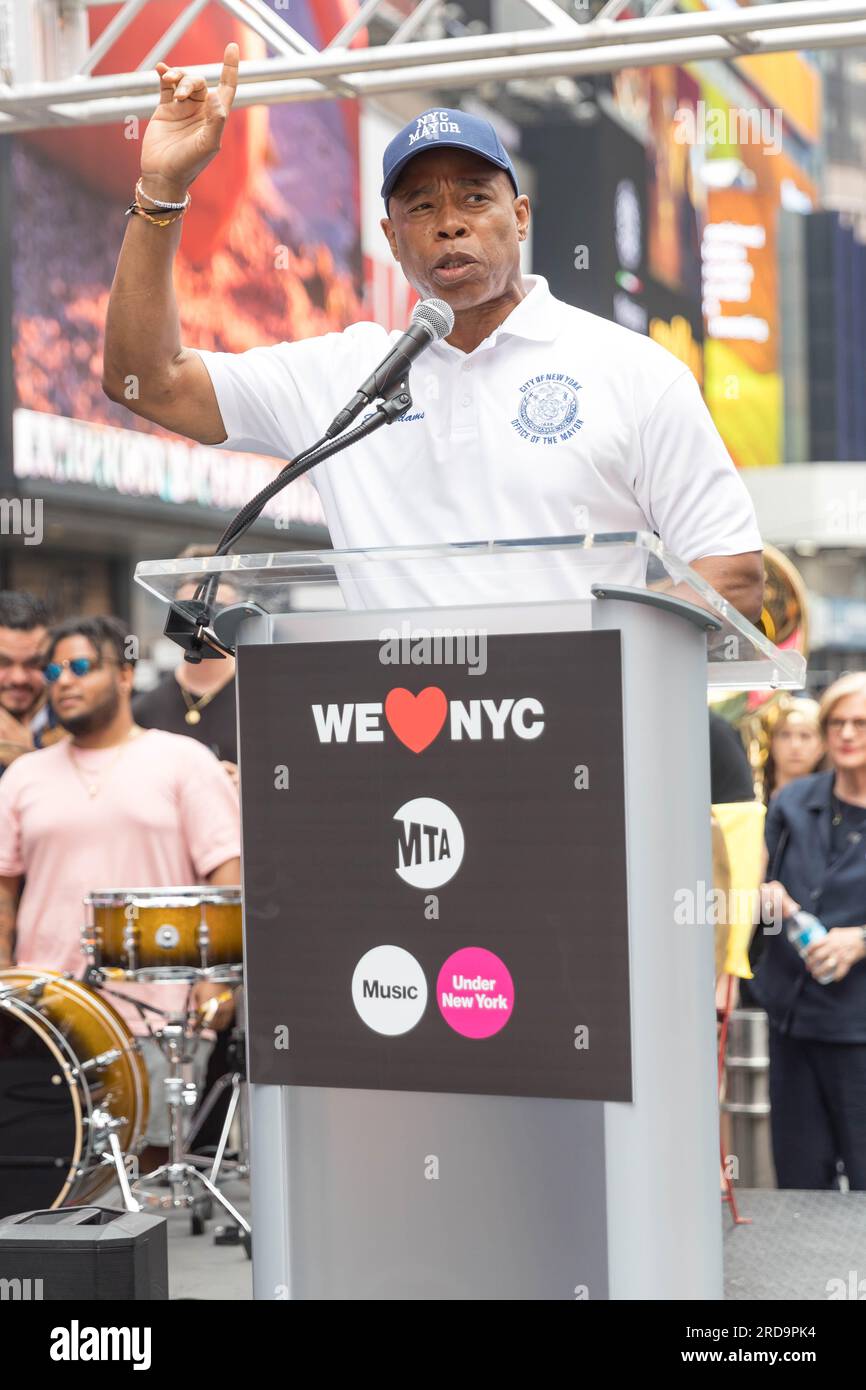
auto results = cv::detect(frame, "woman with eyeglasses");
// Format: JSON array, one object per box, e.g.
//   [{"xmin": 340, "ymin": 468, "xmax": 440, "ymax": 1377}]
[{"xmin": 752, "ymin": 672, "xmax": 866, "ymax": 1189}]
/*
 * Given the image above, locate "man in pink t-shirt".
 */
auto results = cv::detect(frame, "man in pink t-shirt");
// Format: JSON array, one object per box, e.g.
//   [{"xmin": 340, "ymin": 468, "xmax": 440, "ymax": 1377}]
[{"xmin": 0, "ymin": 614, "xmax": 241, "ymax": 1157}]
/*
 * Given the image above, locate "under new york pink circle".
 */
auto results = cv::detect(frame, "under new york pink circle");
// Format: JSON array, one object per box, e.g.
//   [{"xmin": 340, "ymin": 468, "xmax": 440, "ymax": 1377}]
[{"xmin": 437, "ymin": 947, "xmax": 514, "ymax": 1039}]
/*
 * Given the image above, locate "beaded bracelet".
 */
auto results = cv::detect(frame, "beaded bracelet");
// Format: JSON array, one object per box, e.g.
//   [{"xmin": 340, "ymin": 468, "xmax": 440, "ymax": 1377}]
[
  {"xmin": 135, "ymin": 176, "xmax": 190, "ymax": 210},
  {"xmin": 125, "ymin": 183, "xmax": 192, "ymax": 227}
]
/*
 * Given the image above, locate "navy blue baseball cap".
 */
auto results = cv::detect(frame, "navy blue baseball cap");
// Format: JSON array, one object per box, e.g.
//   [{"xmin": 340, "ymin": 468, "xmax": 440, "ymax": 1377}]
[{"xmin": 381, "ymin": 108, "xmax": 519, "ymax": 207}]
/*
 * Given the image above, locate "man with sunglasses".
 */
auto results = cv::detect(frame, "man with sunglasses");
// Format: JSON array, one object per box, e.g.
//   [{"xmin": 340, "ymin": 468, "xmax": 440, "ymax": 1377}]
[
  {"xmin": 0, "ymin": 614, "xmax": 241, "ymax": 1166},
  {"xmin": 0, "ymin": 592, "xmax": 54, "ymax": 778}
]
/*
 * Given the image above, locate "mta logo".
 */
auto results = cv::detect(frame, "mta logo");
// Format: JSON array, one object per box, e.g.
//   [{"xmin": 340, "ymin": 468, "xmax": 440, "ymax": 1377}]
[{"xmin": 394, "ymin": 797, "xmax": 465, "ymax": 889}]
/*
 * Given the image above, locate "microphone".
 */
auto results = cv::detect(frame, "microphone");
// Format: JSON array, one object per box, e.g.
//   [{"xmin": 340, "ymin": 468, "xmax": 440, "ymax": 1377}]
[{"xmin": 324, "ymin": 297, "xmax": 454, "ymax": 439}]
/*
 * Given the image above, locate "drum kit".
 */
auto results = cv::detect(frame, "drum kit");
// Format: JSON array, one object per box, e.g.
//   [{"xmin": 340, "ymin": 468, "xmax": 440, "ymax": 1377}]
[{"xmin": 0, "ymin": 886, "xmax": 251, "ymax": 1255}]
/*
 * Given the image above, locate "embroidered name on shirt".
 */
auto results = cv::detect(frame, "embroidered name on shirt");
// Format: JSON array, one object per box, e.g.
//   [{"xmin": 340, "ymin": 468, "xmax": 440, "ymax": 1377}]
[
  {"xmin": 511, "ymin": 374, "xmax": 583, "ymax": 444},
  {"xmin": 360, "ymin": 410, "xmax": 426, "ymax": 424}
]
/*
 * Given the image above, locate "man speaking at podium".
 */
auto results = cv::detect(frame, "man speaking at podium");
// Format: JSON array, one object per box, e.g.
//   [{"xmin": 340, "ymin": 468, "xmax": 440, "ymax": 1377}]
[{"xmin": 102, "ymin": 44, "xmax": 763, "ymax": 622}]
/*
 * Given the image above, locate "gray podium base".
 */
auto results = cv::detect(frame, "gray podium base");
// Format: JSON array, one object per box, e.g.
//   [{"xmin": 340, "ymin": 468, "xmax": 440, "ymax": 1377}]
[{"xmin": 245, "ymin": 596, "xmax": 722, "ymax": 1300}]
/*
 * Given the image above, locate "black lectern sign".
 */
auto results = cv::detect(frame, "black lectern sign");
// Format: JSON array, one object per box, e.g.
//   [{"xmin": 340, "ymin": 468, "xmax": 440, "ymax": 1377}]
[{"xmin": 237, "ymin": 630, "xmax": 631, "ymax": 1101}]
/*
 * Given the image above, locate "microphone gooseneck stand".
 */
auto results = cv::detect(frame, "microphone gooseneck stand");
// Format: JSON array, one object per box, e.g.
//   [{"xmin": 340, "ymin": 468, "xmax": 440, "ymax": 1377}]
[{"xmin": 163, "ymin": 379, "xmax": 414, "ymax": 661}]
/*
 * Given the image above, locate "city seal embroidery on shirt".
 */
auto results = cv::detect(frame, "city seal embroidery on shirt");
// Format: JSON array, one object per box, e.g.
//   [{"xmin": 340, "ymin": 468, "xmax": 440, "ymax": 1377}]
[{"xmin": 511, "ymin": 373, "xmax": 583, "ymax": 444}]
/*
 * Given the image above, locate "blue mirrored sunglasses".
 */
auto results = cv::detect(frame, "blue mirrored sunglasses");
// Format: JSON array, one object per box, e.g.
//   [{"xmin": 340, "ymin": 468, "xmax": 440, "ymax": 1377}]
[{"xmin": 43, "ymin": 657, "xmax": 98, "ymax": 682}]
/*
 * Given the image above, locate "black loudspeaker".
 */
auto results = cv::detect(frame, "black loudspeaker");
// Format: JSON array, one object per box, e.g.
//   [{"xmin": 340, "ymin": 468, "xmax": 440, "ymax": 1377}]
[{"xmin": 0, "ymin": 1207, "xmax": 168, "ymax": 1300}]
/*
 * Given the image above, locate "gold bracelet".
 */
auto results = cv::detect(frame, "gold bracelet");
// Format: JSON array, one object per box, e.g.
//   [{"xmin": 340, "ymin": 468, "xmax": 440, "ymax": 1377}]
[{"xmin": 125, "ymin": 201, "xmax": 185, "ymax": 227}]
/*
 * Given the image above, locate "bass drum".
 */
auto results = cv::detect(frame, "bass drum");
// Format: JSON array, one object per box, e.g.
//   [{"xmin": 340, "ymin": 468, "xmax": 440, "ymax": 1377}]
[{"xmin": 0, "ymin": 970, "xmax": 149, "ymax": 1219}]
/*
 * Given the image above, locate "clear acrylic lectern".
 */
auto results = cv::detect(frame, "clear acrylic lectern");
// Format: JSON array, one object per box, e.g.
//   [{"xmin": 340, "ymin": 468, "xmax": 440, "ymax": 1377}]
[{"xmin": 136, "ymin": 533, "xmax": 804, "ymax": 1301}]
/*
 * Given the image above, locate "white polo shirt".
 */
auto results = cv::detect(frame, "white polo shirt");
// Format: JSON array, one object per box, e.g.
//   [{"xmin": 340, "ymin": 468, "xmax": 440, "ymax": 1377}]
[{"xmin": 197, "ymin": 275, "xmax": 761, "ymax": 607}]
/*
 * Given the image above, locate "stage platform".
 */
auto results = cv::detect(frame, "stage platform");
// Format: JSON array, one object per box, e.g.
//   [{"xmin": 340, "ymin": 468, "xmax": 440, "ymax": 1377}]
[
  {"xmin": 724, "ymin": 1188, "xmax": 866, "ymax": 1301},
  {"xmin": 102, "ymin": 1179, "xmax": 863, "ymax": 1299}
]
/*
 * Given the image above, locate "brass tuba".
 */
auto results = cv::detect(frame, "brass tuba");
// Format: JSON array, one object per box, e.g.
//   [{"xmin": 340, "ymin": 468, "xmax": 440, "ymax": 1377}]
[
  {"xmin": 710, "ymin": 545, "xmax": 810, "ymax": 800},
  {"xmin": 757, "ymin": 544, "xmax": 809, "ymax": 654}
]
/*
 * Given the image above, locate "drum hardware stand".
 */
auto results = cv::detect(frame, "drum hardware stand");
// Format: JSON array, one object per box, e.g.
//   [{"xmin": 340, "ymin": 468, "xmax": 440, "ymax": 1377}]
[
  {"xmin": 183, "ymin": 1067, "xmax": 250, "ymax": 1185},
  {"xmin": 78, "ymin": 943, "xmax": 250, "ymax": 1248},
  {"xmin": 130, "ymin": 1016, "xmax": 251, "ymax": 1255},
  {"xmin": 80, "ymin": 963, "xmax": 159, "ymax": 997},
  {"xmin": 186, "ymin": 1033, "xmax": 251, "ymax": 1251},
  {"xmin": 89, "ymin": 1121, "xmax": 142, "ymax": 1214}
]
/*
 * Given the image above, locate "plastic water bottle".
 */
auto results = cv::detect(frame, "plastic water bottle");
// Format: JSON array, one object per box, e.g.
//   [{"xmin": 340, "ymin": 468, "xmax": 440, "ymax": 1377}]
[{"xmin": 786, "ymin": 910, "xmax": 836, "ymax": 985}]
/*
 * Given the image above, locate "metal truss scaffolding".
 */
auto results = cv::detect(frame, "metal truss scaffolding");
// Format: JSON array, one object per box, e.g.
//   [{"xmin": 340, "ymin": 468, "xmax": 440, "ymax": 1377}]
[{"xmin": 1, "ymin": 0, "xmax": 865, "ymax": 132}]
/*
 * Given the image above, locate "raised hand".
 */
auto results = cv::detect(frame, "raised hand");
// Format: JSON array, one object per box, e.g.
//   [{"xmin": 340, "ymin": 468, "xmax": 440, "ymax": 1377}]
[{"xmin": 140, "ymin": 42, "xmax": 239, "ymax": 201}]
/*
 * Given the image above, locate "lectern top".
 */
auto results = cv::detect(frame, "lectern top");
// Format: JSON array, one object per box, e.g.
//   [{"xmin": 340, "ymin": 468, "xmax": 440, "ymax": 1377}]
[{"xmin": 134, "ymin": 531, "xmax": 805, "ymax": 691}]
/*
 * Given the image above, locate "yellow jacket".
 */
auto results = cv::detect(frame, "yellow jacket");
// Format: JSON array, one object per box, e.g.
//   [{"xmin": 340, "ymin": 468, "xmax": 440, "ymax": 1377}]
[{"xmin": 711, "ymin": 800, "xmax": 767, "ymax": 979}]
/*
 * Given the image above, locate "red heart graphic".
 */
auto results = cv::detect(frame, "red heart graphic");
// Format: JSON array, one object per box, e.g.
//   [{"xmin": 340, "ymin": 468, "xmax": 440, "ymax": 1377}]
[{"xmin": 385, "ymin": 687, "xmax": 448, "ymax": 754}]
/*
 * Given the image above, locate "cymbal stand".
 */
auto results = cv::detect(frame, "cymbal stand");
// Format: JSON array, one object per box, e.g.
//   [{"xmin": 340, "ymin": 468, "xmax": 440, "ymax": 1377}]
[{"xmin": 130, "ymin": 1016, "xmax": 251, "ymax": 1253}]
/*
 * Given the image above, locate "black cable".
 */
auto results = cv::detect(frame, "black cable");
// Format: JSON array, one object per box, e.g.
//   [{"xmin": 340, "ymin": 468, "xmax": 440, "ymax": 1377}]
[
  {"xmin": 188, "ymin": 387, "xmax": 411, "ymax": 612},
  {"xmin": 216, "ymin": 395, "xmax": 409, "ymax": 555},
  {"xmin": 170, "ymin": 383, "xmax": 412, "ymax": 657}
]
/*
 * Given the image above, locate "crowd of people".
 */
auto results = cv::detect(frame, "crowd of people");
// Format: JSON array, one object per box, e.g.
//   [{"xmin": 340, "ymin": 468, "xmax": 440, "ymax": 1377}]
[
  {"xmin": 754, "ymin": 676, "xmax": 866, "ymax": 1190},
  {"xmin": 710, "ymin": 679, "xmax": 866, "ymax": 1191},
  {"xmin": 0, "ymin": 582, "xmax": 242, "ymax": 1173}
]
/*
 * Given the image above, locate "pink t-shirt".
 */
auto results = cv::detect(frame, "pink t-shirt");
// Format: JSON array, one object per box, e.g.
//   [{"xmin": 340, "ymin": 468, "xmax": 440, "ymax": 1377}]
[{"xmin": 0, "ymin": 729, "xmax": 241, "ymax": 1034}]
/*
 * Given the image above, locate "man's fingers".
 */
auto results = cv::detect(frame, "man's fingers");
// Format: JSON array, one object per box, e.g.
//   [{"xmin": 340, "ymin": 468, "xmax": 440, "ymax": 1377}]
[
  {"xmin": 157, "ymin": 66, "xmax": 183, "ymax": 104},
  {"xmin": 155, "ymin": 49, "xmax": 236, "ymax": 114},
  {"xmin": 805, "ymin": 937, "xmax": 846, "ymax": 977},
  {"xmin": 216, "ymin": 42, "xmax": 240, "ymax": 115},
  {"xmin": 156, "ymin": 66, "xmax": 208, "ymax": 103},
  {"xmin": 805, "ymin": 931, "xmax": 832, "ymax": 955},
  {"xmin": 174, "ymin": 74, "xmax": 207, "ymax": 102}
]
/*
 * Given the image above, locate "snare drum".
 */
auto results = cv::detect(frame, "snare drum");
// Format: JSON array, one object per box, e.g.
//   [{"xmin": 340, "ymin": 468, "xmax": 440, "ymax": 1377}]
[
  {"xmin": 83, "ymin": 886, "xmax": 243, "ymax": 981},
  {"xmin": 0, "ymin": 969, "xmax": 149, "ymax": 1219}
]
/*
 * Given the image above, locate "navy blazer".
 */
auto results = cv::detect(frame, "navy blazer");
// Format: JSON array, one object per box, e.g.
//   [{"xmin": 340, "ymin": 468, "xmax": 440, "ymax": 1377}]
[{"xmin": 750, "ymin": 771, "xmax": 866, "ymax": 1041}]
